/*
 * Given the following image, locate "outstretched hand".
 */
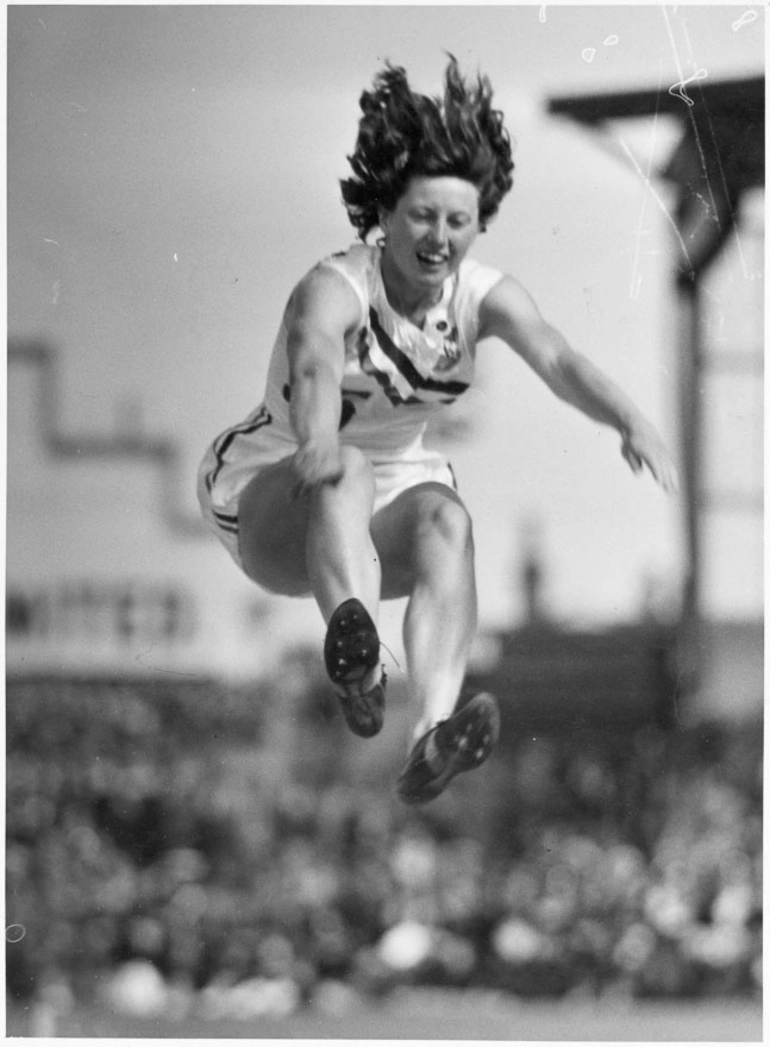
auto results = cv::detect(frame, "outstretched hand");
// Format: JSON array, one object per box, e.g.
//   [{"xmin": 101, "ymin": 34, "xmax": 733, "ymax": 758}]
[
  {"xmin": 621, "ymin": 423, "xmax": 679, "ymax": 494},
  {"xmin": 291, "ymin": 439, "xmax": 344, "ymax": 498}
]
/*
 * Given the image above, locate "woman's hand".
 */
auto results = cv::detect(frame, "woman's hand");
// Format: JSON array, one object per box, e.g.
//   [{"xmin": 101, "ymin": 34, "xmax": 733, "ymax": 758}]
[
  {"xmin": 621, "ymin": 421, "xmax": 679, "ymax": 494},
  {"xmin": 291, "ymin": 438, "xmax": 344, "ymax": 498}
]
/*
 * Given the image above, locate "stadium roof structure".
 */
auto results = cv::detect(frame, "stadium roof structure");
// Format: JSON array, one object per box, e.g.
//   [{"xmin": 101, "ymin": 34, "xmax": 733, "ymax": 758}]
[
  {"xmin": 548, "ymin": 75, "xmax": 764, "ymax": 280},
  {"xmin": 546, "ymin": 75, "xmax": 765, "ymax": 681},
  {"xmin": 549, "ymin": 73, "xmax": 763, "ymax": 128}
]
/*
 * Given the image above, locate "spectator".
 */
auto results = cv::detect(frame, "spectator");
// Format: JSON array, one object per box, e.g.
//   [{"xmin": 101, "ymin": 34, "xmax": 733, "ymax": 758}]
[{"xmin": 6, "ymin": 678, "xmax": 762, "ymax": 1008}]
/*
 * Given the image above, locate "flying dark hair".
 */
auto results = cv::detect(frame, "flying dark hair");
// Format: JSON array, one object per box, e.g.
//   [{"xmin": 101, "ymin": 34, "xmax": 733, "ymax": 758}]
[{"xmin": 340, "ymin": 56, "xmax": 515, "ymax": 240}]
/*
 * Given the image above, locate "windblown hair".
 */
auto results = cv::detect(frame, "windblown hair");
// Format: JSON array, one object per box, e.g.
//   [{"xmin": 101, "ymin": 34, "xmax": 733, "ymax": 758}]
[{"xmin": 340, "ymin": 56, "xmax": 515, "ymax": 240}]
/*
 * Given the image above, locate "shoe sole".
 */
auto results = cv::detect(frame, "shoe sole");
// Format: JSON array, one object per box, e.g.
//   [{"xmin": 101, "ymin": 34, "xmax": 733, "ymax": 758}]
[
  {"xmin": 324, "ymin": 598, "xmax": 384, "ymax": 737},
  {"xmin": 398, "ymin": 693, "xmax": 500, "ymax": 805}
]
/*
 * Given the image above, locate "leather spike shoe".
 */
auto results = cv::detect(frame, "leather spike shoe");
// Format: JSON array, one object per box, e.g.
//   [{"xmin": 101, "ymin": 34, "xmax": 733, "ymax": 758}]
[
  {"xmin": 324, "ymin": 598, "xmax": 385, "ymax": 738},
  {"xmin": 397, "ymin": 692, "xmax": 500, "ymax": 805}
]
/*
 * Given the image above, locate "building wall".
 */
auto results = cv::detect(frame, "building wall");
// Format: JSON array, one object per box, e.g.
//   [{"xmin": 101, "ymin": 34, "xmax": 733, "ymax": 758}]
[{"xmin": 7, "ymin": 343, "xmax": 286, "ymax": 679}]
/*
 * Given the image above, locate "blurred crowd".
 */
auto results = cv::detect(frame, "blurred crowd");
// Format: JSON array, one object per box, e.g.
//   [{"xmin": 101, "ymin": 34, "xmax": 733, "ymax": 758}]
[{"xmin": 6, "ymin": 676, "xmax": 762, "ymax": 1023}]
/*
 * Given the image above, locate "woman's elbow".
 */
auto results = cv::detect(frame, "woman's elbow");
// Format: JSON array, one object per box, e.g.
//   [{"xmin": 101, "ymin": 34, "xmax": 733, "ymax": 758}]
[
  {"xmin": 543, "ymin": 343, "xmax": 585, "ymax": 400},
  {"xmin": 290, "ymin": 354, "xmax": 340, "ymax": 393}
]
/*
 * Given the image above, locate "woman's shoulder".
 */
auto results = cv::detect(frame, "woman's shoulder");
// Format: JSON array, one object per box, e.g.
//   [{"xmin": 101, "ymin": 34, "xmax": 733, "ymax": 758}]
[
  {"xmin": 317, "ymin": 242, "xmax": 378, "ymax": 281},
  {"xmin": 297, "ymin": 243, "xmax": 375, "ymax": 327},
  {"xmin": 453, "ymin": 256, "xmax": 505, "ymax": 320},
  {"xmin": 457, "ymin": 255, "xmax": 504, "ymax": 291}
]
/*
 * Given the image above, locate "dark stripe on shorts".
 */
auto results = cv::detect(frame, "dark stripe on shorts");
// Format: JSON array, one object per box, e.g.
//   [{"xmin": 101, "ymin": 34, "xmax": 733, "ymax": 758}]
[
  {"xmin": 206, "ymin": 406, "xmax": 272, "ymax": 493},
  {"xmin": 213, "ymin": 509, "xmax": 239, "ymax": 535}
]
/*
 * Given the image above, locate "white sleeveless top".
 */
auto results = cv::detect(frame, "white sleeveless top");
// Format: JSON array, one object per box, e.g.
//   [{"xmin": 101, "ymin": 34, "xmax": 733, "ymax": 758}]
[
  {"xmin": 261, "ymin": 242, "xmax": 503, "ymax": 457},
  {"xmin": 200, "ymin": 244, "xmax": 503, "ymax": 515}
]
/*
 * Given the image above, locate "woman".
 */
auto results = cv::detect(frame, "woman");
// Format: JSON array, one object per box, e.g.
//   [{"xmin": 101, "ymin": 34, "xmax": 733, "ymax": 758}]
[{"xmin": 198, "ymin": 58, "xmax": 678, "ymax": 806}]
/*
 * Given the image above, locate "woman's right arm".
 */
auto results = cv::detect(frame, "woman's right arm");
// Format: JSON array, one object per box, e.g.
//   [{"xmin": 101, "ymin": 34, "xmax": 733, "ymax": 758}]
[{"xmin": 284, "ymin": 267, "xmax": 361, "ymax": 493}]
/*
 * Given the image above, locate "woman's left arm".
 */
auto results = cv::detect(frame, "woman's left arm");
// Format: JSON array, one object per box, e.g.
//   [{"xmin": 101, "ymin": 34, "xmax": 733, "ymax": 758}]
[{"xmin": 479, "ymin": 274, "xmax": 679, "ymax": 493}]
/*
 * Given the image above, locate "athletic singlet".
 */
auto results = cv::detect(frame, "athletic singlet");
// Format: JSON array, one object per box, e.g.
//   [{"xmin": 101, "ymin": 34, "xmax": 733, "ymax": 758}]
[
  {"xmin": 200, "ymin": 244, "xmax": 503, "ymax": 522},
  {"xmin": 262, "ymin": 243, "xmax": 503, "ymax": 456}
]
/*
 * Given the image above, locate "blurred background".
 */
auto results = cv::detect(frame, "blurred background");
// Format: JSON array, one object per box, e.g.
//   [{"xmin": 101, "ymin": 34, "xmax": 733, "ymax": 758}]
[{"xmin": 6, "ymin": 4, "xmax": 763, "ymax": 1039}]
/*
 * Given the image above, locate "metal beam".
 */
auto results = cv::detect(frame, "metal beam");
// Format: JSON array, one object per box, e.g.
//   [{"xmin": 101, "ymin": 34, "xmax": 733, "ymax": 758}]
[
  {"xmin": 546, "ymin": 75, "xmax": 764, "ymax": 683},
  {"xmin": 549, "ymin": 76, "xmax": 764, "ymax": 126}
]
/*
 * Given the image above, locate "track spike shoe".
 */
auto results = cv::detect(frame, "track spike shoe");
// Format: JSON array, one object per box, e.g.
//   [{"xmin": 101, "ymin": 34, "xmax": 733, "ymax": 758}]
[
  {"xmin": 397, "ymin": 692, "xmax": 500, "ymax": 805},
  {"xmin": 324, "ymin": 597, "xmax": 385, "ymax": 738}
]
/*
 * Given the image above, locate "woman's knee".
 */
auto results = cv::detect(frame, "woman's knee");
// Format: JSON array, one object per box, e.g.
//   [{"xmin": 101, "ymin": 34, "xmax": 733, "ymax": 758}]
[
  {"xmin": 414, "ymin": 494, "xmax": 474, "ymax": 560},
  {"xmin": 373, "ymin": 485, "xmax": 474, "ymax": 597},
  {"xmin": 339, "ymin": 444, "xmax": 375, "ymax": 486}
]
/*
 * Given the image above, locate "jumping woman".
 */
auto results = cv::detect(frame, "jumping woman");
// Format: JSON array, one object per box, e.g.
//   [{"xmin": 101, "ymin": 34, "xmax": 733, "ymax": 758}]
[{"xmin": 198, "ymin": 57, "xmax": 678, "ymax": 805}]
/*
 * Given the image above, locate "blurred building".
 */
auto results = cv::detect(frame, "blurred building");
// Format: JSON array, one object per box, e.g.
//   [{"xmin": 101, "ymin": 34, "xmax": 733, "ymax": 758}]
[{"xmin": 6, "ymin": 337, "xmax": 283, "ymax": 680}]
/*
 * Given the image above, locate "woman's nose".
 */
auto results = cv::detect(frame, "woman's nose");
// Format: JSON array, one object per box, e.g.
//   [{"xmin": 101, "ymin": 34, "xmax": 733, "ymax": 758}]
[{"xmin": 428, "ymin": 218, "xmax": 448, "ymax": 246}]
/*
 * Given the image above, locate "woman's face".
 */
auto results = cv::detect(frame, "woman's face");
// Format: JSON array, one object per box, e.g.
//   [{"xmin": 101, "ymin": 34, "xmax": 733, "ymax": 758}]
[{"xmin": 379, "ymin": 176, "xmax": 481, "ymax": 295}]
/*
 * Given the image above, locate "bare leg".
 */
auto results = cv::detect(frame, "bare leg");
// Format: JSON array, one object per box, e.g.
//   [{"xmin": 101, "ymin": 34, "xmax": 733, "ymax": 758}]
[
  {"xmin": 372, "ymin": 484, "xmax": 477, "ymax": 738},
  {"xmin": 404, "ymin": 500, "xmax": 477, "ymax": 739},
  {"xmin": 238, "ymin": 444, "xmax": 381, "ymax": 624},
  {"xmin": 306, "ymin": 446, "xmax": 381, "ymax": 624},
  {"xmin": 239, "ymin": 445, "xmax": 385, "ymax": 737}
]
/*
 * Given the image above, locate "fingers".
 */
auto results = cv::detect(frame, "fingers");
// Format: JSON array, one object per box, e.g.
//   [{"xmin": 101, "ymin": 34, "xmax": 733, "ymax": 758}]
[
  {"xmin": 622, "ymin": 442, "xmax": 644, "ymax": 474},
  {"xmin": 644, "ymin": 450, "xmax": 680, "ymax": 494},
  {"xmin": 639, "ymin": 455, "xmax": 680, "ymax": 494},
  {"xmin": 290, "ymin": 465, "xmax": 345, "ymax": 501},
  {"xmin": 622, "ymin": 437, "xmax": 680, "ymax": 494},
  {"xmin": 290, "ymin": 441, "xmax": 344, "ymax": 495},
  {"xmin": 660, "ymin": 462, "xmax": 680, "ymax": 495}
]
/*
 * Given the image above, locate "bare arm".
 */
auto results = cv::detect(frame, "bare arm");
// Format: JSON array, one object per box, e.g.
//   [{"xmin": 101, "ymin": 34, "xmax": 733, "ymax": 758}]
[
  {"xmin": 284, "ymin": 266, "xmax": 361, "ymax": 493},
  {"xmin": 478, "ymin": 275, "xmax": 679, "ymax": 493}
]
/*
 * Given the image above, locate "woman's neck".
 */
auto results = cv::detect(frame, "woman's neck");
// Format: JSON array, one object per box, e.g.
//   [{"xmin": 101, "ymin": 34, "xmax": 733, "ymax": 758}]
[{"xmin": 379, "ymin": 250, "xmax": 444, "ymax": 325}]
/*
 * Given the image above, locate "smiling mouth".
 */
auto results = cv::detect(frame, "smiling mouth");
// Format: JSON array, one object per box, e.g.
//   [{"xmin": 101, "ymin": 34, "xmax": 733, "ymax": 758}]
[{"xmin": 416, "ymin": 250, "xmax": 449, "ymax": 267}]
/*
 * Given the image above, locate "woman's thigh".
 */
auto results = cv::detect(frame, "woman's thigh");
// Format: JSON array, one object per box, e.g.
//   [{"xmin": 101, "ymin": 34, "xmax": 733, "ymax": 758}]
[
  {"xmin": 237, "ymin": 456, "xmax": 314, "ymax": 596},
  {"xmin": 371, "ymin": 482, "xmax": 473, "ymax": 600}
]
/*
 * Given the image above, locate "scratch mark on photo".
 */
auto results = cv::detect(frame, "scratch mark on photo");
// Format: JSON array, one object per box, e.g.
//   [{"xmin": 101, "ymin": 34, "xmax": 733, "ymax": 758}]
[
  {"xmin": 679, "ymin": 12, "xmax": 751, "ymax": 279},
  {"xmin": 619, "ymin": 136, "xmax": 695, "ymax": 279},
  {"xmin": 668, "ymin": 68, "xmax": 708, "ymax": 107},
  {"xmin": 732, "ymin": 9, "xmax": 758, "ymax": 30},
  {"xmin": 629, "ymin": 71, "xmax": 663, "ymax": 300},
  {"xmin": 6, "ymin": 925, "xmax": 26, "ymax": 944}
]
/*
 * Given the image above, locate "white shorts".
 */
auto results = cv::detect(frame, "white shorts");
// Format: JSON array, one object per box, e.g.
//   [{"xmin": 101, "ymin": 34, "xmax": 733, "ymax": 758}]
[{"xmin": 197, "ymin": 413, "xmax": 457, "ymax": 573}]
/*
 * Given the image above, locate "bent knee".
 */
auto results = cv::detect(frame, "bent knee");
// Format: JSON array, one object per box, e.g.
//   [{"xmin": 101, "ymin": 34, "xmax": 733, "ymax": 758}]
[
  {"xmin": 415, "ymin": 495, "xmax": 474, "ymax": 555},
  {"xmin": 338, "ymin": 444, "xmax": 373, "ymax": 478}
]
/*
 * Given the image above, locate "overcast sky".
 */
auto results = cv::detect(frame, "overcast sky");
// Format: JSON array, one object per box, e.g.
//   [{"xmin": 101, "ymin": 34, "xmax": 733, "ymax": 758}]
[{"xmin": 7, "ymin": 4, "xmax": 764, "ymax": 644}]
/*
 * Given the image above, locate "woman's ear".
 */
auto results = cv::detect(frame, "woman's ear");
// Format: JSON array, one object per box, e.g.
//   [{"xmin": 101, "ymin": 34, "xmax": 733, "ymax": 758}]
[{"xmin": 377, "ymin": 207, "xmax": 389, "ymax": 236}]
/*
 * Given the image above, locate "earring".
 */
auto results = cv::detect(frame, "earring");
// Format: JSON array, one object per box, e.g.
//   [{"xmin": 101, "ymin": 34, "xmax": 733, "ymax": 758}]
[{"xmin": 376, "ymin": 234, "xmax": 387, "ymax": 249}]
